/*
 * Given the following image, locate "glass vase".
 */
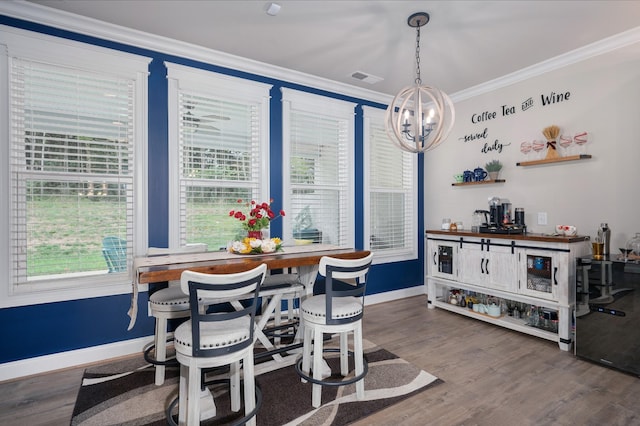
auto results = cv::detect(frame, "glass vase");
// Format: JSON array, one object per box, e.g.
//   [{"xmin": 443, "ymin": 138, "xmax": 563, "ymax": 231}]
[{"xmin": 247, "ymin": 230, "xmax": 263, "ymax": 240}]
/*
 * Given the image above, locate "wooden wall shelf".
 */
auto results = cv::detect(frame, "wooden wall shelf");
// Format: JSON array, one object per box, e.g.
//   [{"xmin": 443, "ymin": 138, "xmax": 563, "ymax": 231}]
[
  {"xmin": 452, "ymin": 179, "xmax": 505, "ymax": 187},
  {"xmin": 516, "ymin": 154, "xmax": 592, "ymax": 167}
]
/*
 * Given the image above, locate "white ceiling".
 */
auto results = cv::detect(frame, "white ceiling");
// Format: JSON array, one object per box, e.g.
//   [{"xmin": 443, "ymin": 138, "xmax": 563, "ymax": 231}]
[{"xmin": 22, "ymin": 0, "xmax": 640, "ymax": 96}]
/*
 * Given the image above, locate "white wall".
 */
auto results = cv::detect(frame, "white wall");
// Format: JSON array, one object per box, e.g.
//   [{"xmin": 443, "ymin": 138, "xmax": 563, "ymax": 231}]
[{"xmin": 424, "ymin": 40, "xmax": 640, "ymax": 253}]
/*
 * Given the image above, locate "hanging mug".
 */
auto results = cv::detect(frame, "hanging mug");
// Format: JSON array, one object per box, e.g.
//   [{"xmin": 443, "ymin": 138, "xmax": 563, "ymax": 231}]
[{"xmin": 473, "ymin": 167, "xmax": 488, "ymax": 182}]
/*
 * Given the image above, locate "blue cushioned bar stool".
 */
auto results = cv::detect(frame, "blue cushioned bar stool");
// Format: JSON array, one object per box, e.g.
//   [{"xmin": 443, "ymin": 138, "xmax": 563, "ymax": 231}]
[
  {"xmin": 169, "ymin": 264, "xmax": 266, "ymax": 426},
  {"xmin": 295, "ymin": 253, "xmax": 374, "ymax": 408}
]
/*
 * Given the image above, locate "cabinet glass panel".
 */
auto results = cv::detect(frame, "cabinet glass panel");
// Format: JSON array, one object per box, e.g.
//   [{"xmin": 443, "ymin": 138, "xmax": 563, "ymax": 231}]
[
  {"xmin": 438, "ymin": 245, "xmax": 454, "ymax": 275},
  {"xmin": 526, "ymin": 254, "xmax": 553, "ymax": 295}
]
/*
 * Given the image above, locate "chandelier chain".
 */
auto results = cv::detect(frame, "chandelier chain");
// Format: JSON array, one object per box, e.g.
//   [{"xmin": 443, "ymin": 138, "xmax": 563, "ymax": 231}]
[{"xmin": 415, "ymin": 24, "xmax": 422, "ymax": 85}]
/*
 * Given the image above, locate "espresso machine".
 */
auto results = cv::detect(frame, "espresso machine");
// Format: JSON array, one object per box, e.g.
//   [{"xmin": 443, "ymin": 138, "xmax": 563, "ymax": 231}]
[{"xmin": 478, "ymin": 197, "xmax": 526, "ymax": 234}]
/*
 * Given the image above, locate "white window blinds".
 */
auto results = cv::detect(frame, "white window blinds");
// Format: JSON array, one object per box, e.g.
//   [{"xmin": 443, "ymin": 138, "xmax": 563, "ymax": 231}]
[
  {"xmin": 282, "ymin": 89, "xmax": 355, "ymax": 248},
  {"xmin": 2, "ymin": 28, "xmax": 150, "ymax": 299},
  {"xmin": 166, "ymin": 64, "xmax": 272, "ymax": 249},
  {"xmin": 363, "ymin": 107, "xmax": 417, "ymax": 261},
  {"xmin": 10, "ymin": 59, "xmax": 135, "ymax": 284}
]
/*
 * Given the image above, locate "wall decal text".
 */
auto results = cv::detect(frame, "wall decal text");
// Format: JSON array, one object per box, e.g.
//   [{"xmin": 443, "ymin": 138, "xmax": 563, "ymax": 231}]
[
  {"xmin": 541, "ymin": 91, "xmax": 571, "ymax": 106},
  {"xmin": 459, "ymin": 88, "xmax": 572, "ymax": 154}
]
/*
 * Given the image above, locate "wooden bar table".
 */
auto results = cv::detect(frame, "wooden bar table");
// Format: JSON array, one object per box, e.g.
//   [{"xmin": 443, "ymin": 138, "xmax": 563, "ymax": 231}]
[
  {"xmin": 127, "ymin": 244, "xmax": 370, "ymax": 329},
  {"xmin": 130, "ymin": 244, "xmax": 370, "ymax": 420},
  {"xmin": 136, "ymin": 244, "xmax": 369, "ymax": 286}
]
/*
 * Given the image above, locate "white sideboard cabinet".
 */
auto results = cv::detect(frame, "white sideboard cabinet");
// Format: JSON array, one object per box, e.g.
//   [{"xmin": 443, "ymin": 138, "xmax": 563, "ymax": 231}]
[{"xmin": 426, "ymin": 230, "xmax": 590, "ymax": 351}]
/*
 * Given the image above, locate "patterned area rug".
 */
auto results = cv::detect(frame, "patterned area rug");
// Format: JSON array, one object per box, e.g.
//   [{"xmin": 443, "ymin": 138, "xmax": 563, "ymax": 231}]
[{"xmin": 71, "ymin": 339, "xmax": 441, "ymax": 425}]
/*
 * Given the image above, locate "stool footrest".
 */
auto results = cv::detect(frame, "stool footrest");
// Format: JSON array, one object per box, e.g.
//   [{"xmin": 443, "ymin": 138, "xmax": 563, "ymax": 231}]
[
  {"xmin": 143, "ymin": 341, "xmax": 179, "ymax": 367},
  {"xmin": 294, "ymin": 348, "xmax": 368, "ymax": 386}
]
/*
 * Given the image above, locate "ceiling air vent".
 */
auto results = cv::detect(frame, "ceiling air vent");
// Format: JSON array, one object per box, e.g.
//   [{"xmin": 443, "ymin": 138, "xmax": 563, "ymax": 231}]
[{"xmin": 350, "ymin": 71, "xmax": 383, "ymax": 84}]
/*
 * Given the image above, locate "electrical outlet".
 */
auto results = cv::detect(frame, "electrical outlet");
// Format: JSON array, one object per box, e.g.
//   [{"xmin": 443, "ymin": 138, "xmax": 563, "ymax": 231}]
[{"xmin": 537, "ymin": 212, "xmax": 547, "ymax": 225}]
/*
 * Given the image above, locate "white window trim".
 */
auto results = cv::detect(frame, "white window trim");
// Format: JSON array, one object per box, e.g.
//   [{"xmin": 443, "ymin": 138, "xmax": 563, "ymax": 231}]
[
  {"xmin": 362, "ymin": 106, "xmax": 418, "ymax": 264},
  {"xmin": 0, "ymin": 26, "xmax": 150, "ymax": 308},
  {"xmin": 165, "ymin": 62, "xmax": 272, "ymax": 249},
  {"xmin": 281, "ymin": 88, "xmax": 356, "ymax": 249}
]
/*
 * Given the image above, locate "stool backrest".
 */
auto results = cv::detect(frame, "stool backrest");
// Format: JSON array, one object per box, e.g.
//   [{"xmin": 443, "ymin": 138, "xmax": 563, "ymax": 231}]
[
  {"xmin": 319, "ymin": 253, "xmax": 373, "ymax": 325},
  {"xmin": 180, "ymin": 264, "xmax": 267, "ymax": 357}
]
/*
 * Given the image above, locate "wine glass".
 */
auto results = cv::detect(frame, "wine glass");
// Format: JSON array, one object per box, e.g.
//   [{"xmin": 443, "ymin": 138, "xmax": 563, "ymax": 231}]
[
  {"xmin": 520, "ymin": 141, "xmax": 532, "ymax": 157},
  {"xmin": 559, "ymin": 133, "xmax": 573, "ymax": 156},
  {"xmin": 532, "ymin": 139, "xmax": 545, "ymax": 160},
  {"xmin": 574, "ymin": 131, "xmax": 588, "ymax": 155}
]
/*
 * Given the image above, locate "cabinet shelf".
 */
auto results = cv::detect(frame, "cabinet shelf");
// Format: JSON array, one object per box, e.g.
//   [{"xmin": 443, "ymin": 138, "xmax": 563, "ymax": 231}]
[
  {"xmin": 516, "ymin": 154, "xmax": 592, "ymax": 167},
  {"xmin": 452, "ymin": 179, "xmax": 505, "ymax": 186},
  {"xmin": 430, "ymin": 277, "xmax": 562, "ymax": 310},
  {"xmin": 527, "ymin": 268, "xmax": 551, "ymax": 279},
  {"xmin": 433, "ymin": 298, "xmax": 558, "ymax": 342}
]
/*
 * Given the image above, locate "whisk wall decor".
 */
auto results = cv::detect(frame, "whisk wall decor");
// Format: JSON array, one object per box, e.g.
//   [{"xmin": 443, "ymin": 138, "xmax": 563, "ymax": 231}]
[{"xmin": 543, "ymin": 125, "xmax": 561, "ymax": 159}]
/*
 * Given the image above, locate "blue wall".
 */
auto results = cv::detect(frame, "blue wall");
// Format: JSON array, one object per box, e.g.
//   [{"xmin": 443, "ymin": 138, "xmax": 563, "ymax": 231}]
[{"xmin": 0, "ymin": 15, "xmax": 424, "ymax": 364}]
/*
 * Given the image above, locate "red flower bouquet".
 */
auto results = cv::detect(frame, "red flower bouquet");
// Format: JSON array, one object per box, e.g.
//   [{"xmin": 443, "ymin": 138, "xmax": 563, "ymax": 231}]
[{"xmin": 229, "ymin": 199, "xmax": 285, "ymax": 232}]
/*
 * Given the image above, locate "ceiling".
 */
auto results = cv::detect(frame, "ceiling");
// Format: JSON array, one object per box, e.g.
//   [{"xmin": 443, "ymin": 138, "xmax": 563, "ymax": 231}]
[{"xmin": 22, "ymin": 1, "xmax": 640, "ymax": 96}]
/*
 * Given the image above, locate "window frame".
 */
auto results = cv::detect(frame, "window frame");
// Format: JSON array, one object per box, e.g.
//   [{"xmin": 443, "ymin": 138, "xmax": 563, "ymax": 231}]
[
  {"xmin": 362, "ymin": 106, "xmax": 418, "ymax": 264},
  {"xmin": 165, "ymin": 63, "xmax": 273, "ymax": 249},
  {"xmin": 0, "ymin": 26, "xmax": 150, "ymax": 308},
  {"xmin": 281, "ymin": 88, "xmax": 356, "ymax": 248}
]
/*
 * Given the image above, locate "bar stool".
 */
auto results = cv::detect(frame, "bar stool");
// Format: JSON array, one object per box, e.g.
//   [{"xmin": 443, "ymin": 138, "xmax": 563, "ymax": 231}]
[
  {"xmin": 144, "ymin": 244, "xmax": 207, "ymax": 386},
  {"xmin": 295, "ymin": 253, "xmax": 373, "ymax": 408},
  {"xmin": 260, "ymin": 271, "xmax": 304, "ymax": 347},
  {"xmin": 170, "ymin": 264, "xmax": 267, "ymax": 426}
]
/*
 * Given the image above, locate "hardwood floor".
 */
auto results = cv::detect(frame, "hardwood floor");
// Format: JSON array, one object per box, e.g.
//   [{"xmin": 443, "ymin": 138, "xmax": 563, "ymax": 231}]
[{"xmin": 2, "ymin": 295, "xmax": 639, "ymax": 425}]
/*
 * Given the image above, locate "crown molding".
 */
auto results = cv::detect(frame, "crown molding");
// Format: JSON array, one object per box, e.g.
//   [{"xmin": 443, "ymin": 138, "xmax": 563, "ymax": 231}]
[
  {"xmin": 0, "ymin": 1, "xmax": 393, "ymax": 105},
  {"xmin": 452, "ymin": 25, "xmax": 640, "ymax": 102},
  {"xmin": 2, "ymin": 2, "xmax": 640, "ymax": 108}
]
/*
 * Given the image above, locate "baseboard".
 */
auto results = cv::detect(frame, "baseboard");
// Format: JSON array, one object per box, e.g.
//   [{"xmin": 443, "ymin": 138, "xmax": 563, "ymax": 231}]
[
  {"xmin": 0, "ymin": 336, "xmax": 153, "ymax": 382},
  {"xmin": 0, "ymin": 286, "xmax": 425, "ymax": 382},
  {"xmin": 365, "ymin": 285, "xmax": 425, "ymax": 306}
]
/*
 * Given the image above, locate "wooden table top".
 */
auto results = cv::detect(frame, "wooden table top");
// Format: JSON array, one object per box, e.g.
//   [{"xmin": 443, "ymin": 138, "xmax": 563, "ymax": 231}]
[{"xmin": 135, "ymin": 244, "xmax": 371, "ymax": 284}]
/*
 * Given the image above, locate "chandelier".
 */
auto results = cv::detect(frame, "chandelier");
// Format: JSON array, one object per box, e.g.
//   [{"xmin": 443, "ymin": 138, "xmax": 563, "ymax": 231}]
[{"xmin": 385, "ymin": 12, "xmax": 455, "ymax": 154}]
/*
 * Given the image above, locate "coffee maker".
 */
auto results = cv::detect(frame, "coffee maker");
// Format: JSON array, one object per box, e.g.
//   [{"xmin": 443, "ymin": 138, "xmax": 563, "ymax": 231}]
[
  {"xmin": 479, "ymin": 197, "xmax": 526, "ymax": 234},
  {"xmin": 488, "ymin": 197, "xmax": 502, "ymax": 227}
]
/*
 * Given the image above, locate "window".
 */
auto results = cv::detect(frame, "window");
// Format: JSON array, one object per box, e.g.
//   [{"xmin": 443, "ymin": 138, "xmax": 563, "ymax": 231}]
[
  {"xmin": 166, "ymin": 63, "xmax": 272, "ymax": 250},
  {"xmin": 363, "ymin": 106, "xmax": 417, "ymax": 262},
  {"xmin": 281, "ymin": 89, "xmax": 355, "ymax": 247},
  {"xmin": 0, "ymin": 27, "xmax": 150, "ymax": 307}
]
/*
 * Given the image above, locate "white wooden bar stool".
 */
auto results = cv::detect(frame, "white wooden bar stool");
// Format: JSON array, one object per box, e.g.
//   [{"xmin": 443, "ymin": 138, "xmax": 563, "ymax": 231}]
[
  {"xmin": 295, "ymin": 253, "xmax": 373, "ymax": 408},
  {"xmin": 144, "ymin": 244, "xmax": 208, "ymax": 386},
  {"xmin": 169, "ymin": 264, "xmax": 266, "ymax": 426},
  {"xmin": 260, "ymin": 271, "xmax": 304, "ymax": 347}
]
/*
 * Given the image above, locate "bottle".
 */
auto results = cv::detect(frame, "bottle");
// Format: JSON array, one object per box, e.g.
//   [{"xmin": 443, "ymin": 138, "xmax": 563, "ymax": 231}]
[
  {"xmin": 598, "ymin": 223, "xmax": 611, "ymax": 255},
  {"xmin": 514, "ymin": 208, "xmax": 525, "ymax": 226},
  {"xmin": 627, "ymin": 233, "xmax": 640, "ymax": 256}
]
